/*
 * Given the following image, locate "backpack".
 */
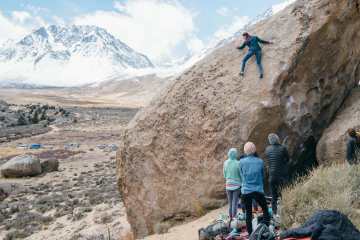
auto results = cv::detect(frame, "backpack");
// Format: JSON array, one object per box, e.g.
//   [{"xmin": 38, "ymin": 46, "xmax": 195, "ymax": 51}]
[
  {"xmin": 249, "ymin": 224, "xmax": 275, "ymax": 240},
  {"xmin": 199, "ymin": 220, "xmax": 230, "ymax": 240}
]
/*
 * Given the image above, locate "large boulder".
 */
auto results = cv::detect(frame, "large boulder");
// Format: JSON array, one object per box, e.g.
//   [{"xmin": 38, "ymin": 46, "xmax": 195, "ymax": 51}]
[
  {"xmin": 117, "ymin": 0, "xmax": 360, "ymax": 237},
  {"xmin": 317, "ymin": 88, "xmax": 360, "ymax": 165},
  {"xmin": 1, "ymin": 155, "xmax": 42, "ymax": 178}
]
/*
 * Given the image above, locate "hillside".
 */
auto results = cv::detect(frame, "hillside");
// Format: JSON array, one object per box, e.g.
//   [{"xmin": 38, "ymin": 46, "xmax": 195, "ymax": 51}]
[{"xmin": 281, "ymin": 164, "xmax": 360, "ymax": 229}]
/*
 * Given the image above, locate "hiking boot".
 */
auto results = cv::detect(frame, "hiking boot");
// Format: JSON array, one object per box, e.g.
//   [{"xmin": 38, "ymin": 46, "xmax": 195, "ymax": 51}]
[
  {"xmin": 259, "ymin": 73, "xmax": 264, "ymax": 79},
  {"xmin": 239, "ymin": 71, "xmax": 244, "ymax": 77}
]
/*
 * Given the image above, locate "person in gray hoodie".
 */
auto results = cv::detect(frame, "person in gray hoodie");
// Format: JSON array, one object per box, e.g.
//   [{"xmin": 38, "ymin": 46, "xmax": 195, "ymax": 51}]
[{"xmin": 265, "ymin": 133, "xmax": 289, "ymax": 215}]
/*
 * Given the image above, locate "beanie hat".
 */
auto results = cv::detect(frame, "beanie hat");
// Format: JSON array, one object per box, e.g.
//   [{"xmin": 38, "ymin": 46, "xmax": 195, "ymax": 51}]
[
  {"xmin": 268, "ymin": 133, "xmax": 280, "ymax": 145},
  {"xmin": 244, "ymin": 142, "xmax": 256, "ymax": 155},
  {"xmin": 227, "ymin": 148, "xmax": 238, "ymax": 160}
]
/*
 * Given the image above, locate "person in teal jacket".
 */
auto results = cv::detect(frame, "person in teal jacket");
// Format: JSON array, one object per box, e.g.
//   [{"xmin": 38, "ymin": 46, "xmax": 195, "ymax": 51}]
[
  {"xmin": 237, "ymin": 32, "xmax": 272, "ymax": 79},
  {"xmin": 223, "ymin": 148, "xmax": 242, "ymax": 219}
]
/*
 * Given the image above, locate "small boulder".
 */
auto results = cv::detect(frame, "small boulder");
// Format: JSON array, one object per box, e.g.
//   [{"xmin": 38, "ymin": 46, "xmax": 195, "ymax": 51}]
[
  {"xmin": 0, "ymin": 187, "xmax": 8, "ymax": 201},
  {"xmin": 0, "ymin": 155, "xmax": 42, "ymax": 178},
  {"xmin": 40, "ymin": 159, "xmax": 59, "ymax": 173}
]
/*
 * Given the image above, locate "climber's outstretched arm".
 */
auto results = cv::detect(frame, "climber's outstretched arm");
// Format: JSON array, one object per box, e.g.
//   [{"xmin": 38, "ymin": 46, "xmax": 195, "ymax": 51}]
[
  {"xmin": 257, "ymin": 37, "xmax": 273, "ymax": 44},
  {"xmin": 237, "ymin": 42, "xmax": 246, "ymax": 50}
]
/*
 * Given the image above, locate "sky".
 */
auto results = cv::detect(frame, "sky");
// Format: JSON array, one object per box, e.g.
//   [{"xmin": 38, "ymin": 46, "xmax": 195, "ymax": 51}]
[{"xmin": 0, "ymin": 0, "xmax": 293, "ymax": 64}]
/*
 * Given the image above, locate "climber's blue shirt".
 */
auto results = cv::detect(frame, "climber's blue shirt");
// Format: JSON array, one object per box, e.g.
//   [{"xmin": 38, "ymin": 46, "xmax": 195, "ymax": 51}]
[
  {"xmin": 238, "ymin": 36, "xmax": 270, "ymax": 52},
  {"xmin": 239, "ymin": 154, "xmax": 265, "ymax": 194}
]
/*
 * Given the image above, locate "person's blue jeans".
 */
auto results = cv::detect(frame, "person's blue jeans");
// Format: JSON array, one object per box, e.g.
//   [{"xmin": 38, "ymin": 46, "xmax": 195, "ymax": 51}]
[
  {"xmin": 241, "ymin": 50, "xmax": 264, "ymax": 75},
  {"xmin": 226, "ymin": 189, "xmax": 240, "ymax": 219}
]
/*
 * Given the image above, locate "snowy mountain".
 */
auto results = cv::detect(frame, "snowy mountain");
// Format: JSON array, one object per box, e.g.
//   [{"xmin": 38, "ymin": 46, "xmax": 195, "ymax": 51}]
[{"xmin": 0, "ymin": 25, "xmax": 154, "ymax": 86}]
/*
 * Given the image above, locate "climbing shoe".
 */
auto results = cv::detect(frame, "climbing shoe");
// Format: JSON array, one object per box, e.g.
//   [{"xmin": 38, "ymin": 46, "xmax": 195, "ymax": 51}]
[
  {"xmin": 260, "ymin": 74, "xmax": 264, "ymax": 79},
  {"xmin": 240, "ymin": 72, "xmax": 244, "ymax": 77}
]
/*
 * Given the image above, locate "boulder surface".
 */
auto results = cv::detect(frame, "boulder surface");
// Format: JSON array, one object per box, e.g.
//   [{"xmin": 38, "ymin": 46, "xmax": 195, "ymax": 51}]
[
  {"xmin": 117, "ymin": 0, "xmax": 360, "ymax": 237},
  {"xmin": 317, "ymin": 88, "xmax": 360, "ymax": 165},
  {"xmin": 1, "ymin": 155, "xmax": 42, "ymax": 178}
]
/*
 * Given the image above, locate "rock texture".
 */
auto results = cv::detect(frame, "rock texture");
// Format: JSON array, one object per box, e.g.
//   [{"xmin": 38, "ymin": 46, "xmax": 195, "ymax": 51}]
[
  {"xmin": 317, "ymin": 88, "xmax": 360, "ymax": 165},
  {"xmin": 117, "ymin": 0, "xmax": 360, "ymax": 237},
  {"xmin": 1, "ymin": 155, "xmax": 42, "ymax": 178}
]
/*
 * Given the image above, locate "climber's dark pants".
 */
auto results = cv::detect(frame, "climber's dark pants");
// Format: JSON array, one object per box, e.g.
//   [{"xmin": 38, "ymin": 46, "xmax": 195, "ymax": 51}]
[
  {"xmin": 270, "ymin": 177, "xmax": 286, "ymax": 215},
  {"xmin": 241, "ymin": 50, "xmax": 264, "ymax": 75},
  {"xmin": 242, "ymin": 191, "xmax": 270, "ymax": 235}
]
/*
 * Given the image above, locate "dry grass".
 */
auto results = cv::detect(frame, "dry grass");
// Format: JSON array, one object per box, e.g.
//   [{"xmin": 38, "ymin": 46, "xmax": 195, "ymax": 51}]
[
  {"xmin": 281, "ymin": 164, "xmax": 360, "ymax": 229},
  {"xmin": 0, "ymin": 147, "xmax": 26, "ymax": 160}
]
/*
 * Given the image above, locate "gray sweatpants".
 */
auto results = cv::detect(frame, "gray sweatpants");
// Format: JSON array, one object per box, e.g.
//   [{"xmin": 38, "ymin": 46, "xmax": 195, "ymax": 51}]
[{"xmin": 226, "ymin": 189, "xmax": 240, "ymax": 218}]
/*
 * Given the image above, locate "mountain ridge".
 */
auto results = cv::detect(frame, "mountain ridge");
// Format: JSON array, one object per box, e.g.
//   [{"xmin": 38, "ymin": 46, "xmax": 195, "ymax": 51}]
[{"xmin": 0, "ymin": 25, "xmax": 154, "ymax": 86}]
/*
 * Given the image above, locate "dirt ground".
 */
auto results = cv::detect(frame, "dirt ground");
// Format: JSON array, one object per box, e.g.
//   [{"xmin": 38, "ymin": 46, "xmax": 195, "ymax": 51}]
[
  {"xmin": 142, "ymin": 207, "xmax": 227, "ymax": 240},
  {"xmin": 0, "ymin": 106, "xmax": 137, "ymax": 240}
]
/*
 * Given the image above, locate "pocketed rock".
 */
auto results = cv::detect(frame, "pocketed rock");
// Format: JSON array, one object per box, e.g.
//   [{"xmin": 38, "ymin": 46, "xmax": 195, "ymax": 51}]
[
  {"xmin": 1, "ymin": 155, "xmax": 42, "ymax": 178},
  {"xmin": 117, "ymin": 0, "xmax": 360, "ymax": 237}
]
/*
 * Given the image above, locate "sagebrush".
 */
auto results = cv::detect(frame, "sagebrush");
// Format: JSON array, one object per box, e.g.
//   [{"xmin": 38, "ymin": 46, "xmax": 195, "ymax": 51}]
[{"xmin": 280, "ymin": 164, "xmax": 360, "ymax": 229}]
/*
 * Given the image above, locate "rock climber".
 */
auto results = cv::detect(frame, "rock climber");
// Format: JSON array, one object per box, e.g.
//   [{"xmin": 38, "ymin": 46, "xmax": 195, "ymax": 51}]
[
  {"xmin": 265, "ymin": 133, "xmax": 290, "ymax": 216},
  {"xmin": 239, "ymin": 142, "xmax": 270, "ymax": 235},
  {"xmin": 223, "ymin": 148, "xmax": 242, "ymax": 219},
  {"xmin": 237, "ymin": 32, "xmax": 272, "ymax": 79},
  {"xmin": 346, "ymin": 128, "xmax": 359, "ymax": 165}
]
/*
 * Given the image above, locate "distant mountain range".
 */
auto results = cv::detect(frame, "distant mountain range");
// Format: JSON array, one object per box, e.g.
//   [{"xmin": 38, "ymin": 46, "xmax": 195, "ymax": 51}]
[{"xmin": 0, "ymin": 25, "xmax": 154, "ymax": 86}]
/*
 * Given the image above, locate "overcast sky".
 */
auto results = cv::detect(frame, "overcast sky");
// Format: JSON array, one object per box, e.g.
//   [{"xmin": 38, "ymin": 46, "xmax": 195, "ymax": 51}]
[{"xmin": 0, "ymin": 0, "xmax": 293, "ymax": 63}]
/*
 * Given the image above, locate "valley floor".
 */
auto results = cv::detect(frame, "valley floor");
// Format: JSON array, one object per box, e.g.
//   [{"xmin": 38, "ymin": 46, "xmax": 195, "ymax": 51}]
[
  {"xmin": 0, "ymin": 88, "xmax": 151, "ymax": 108},
  {"xmin": 0, "ymin": 105, "xmax": 137, "ymax": 239}
]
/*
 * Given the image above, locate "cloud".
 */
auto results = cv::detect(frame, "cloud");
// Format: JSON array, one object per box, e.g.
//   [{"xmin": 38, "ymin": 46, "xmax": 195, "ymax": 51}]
[
  {"xmin": 186, "ymin": 37, "xmax": 204, "ymax": 55},
  {"xmin": 217, "ymin": 7, "xmax": 230, "ymax": 17},
  {"xmin": 11, "ymin": 11, "xmax": 31, "ymax": 23},
  {"xmin": 74, "ymin": 0, "xmax": 197, "ymax": 63},
  {"xmin": 52, "ymin": 16, "xmax": 66, "ymax": 26},
  {"xmin": 0, "ymin": 8, "xmax": 54, "ymax": 45},
  {"xmin": 0, "ymin": 11, "xmax": 29, "ymax": 44},
  {"xmin": 113, "ymin": 2, "xmax": 126, "ymax": 12},
  {"xmin": 214, "ymin": 16, "xmax": 250, "ymax": 40}
]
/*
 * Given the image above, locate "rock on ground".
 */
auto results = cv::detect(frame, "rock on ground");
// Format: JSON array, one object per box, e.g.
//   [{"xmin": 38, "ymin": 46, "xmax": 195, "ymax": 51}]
[
  {"xmin": 117, "ymin": 0, "xmax": 360, "ymax": 237},
  {"xmin": 1, "ymin": 155, "xmax": 42, "ymax": 178},
  {"xmin": 0, "ymin": 187, "xmax": 7, "ymax": 201},
  {"xmin": 317, "ymin": 88, "xmax": 360, "ymax": 165},
  {"xmin": 41, "ymin": 159, "xmax": 59, "ymax": 173}
]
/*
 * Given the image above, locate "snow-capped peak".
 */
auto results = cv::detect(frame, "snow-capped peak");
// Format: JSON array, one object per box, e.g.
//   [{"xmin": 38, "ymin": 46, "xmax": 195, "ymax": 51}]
[
  {"xmin": 1, "ymin": 25, "xmax": 153, "ymax": 69},
  {"xmin": 0, "ymin": 25, "xmax": 154, "ymax": 86}
]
